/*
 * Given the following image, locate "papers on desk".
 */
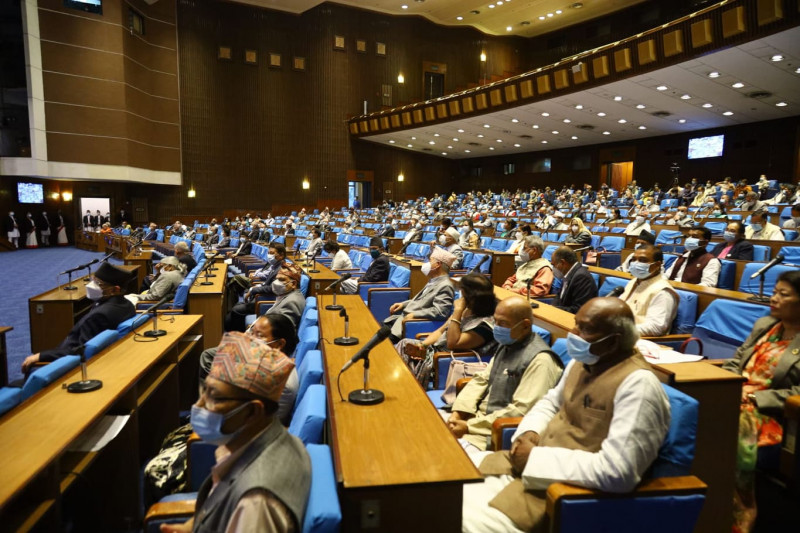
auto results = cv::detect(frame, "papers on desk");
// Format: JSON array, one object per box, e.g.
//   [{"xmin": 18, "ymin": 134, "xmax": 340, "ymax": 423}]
[
  {"xmin": 68, "ymin": 415, "xmax": 130, "ymax": 452},
  {"xmin": 224, "ymin": 258, "xmax": 233, "ymax": 265},
  {"xmin": 636, "ymin": 339, "xmax": 704, "ymax": 364}
]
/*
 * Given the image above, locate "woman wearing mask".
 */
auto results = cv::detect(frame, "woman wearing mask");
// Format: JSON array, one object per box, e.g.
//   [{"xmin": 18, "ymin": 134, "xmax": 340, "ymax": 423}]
[
  {"xmin": 507, "ymin": 225, "xmax": 533, "ymax": 266},
  {"xmin": 564, "ymin": 217, "xmax": 592, "ymax": 247},
  {"xmin": 458, "ymin": 219, "xmax": 480, "ymax": 249}
]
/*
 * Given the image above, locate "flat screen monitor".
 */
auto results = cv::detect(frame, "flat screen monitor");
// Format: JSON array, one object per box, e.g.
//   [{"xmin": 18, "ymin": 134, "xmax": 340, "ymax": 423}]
[
  {"xmin": 687, "ymin": 134, "xmax": 724, "ymax": 159},
  {"xmin": 18, "ymin": 182, "xmax": 44, "ymax": 204},
  {"xmin": 63, "ymin": 0, "xmax": 102, "ymax": 15}
]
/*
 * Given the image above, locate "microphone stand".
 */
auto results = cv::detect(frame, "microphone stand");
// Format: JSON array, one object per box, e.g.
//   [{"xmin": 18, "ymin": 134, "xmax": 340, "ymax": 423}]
[
  {"xmin": 326, "ymin": 283, "xmax": 345, "ymax": 311},
  {"xmin": 66, "ymin": 344, "xmax": 102, "ymax": 393},
  {"xmin": 526, "ymin": 277, "xmax": 539, "ymax": 309},
  {"xmin": 199, "ymin": 258, "xmax": 215, "ymax": 286},
  {"xmin": 748, "ymin": 272, "xmax": 770, "ymax": 303},
  {"xmin": 63, "ymin": 270, "xmax": 78, "ymax": 291},
  {"xmin": 349, "ymin": 356, "xmax": 384, "ymax": 405},
  {"xmin": 308, "ymin": 251, "xmax": 320, "ymax": 273},
  {"xmin": 144, "ymin": 306, "xmax": 168, "ymax": 337},
  {"xmin": 334, "ymin": 308, "xmax": 359, "ymax": 346}
]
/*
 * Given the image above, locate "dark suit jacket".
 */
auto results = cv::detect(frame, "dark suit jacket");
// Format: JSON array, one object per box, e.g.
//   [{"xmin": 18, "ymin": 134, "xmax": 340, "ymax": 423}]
[
  {"xmin": 82, "ymin": 215, "xmax": 92, "ymax": 228},
  {"xmin": 179, "ymin": 254, "xmax": 198, "ymax": 273},
  {"xmin": 144, "ymin": 229, "xmax": 159, "ymax": 240},
  {"xmin": 233, "ymin": 241, "xmax": 253, "ymax": 256},
  {"xmin": 552, "ymin": 265, "xmax": 598, "ymax": 314},
  {"xmin": 378, "ymin": 225, "xmax": 395, "ymax": 237},
  {"xmin": 360, "ymin": 254, "xmax": 390, "ymax": 283},
  {"xmin": 711, "ymin": 239, "xmax": 754, "ymax": 261},
  {"xmin": 39, "ymin": 295, "xmax": 135, "ymax": 362},
  {"xmin": 247, "ymin": 228, "xmax": 260, "ymax": 241}
]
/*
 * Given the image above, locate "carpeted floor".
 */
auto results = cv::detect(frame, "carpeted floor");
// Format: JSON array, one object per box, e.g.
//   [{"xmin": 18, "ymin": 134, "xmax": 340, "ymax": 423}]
[{"xmin": 0, "ymin": 246, "xmax": 123, "ymax": 384}]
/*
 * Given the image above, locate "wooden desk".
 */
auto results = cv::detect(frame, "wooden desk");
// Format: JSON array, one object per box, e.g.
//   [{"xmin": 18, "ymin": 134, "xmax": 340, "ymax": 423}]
[
  {"xmin": 298, "ymin": 262, "xmax": 339, "ymax": 297},
  {"xmin": 28, "ymin": 266, "xmax": 140, "ymax": 354},
  {"xmin": 74, "ymin": 230, "xmax": 102, "ymax": 252},
  {"xmin": 0, "ymin": 326, "xmax": 10, "ymax": 387},
  {"xmin": 493, "ymin": 286, "xmax": 576, "ymax": 341},
  {"xmin": 0, "ymin": 315, "xmax": 203, "ymax": 531},
  {"xmin": 317, "ymin": 295, "xmax": 481, "ymax": 533},
  {"xmin": 124, "ymin": 249, "xmax": 154, "ymax": 288},
  {"xmin": 188, "ymin": 263, "xmax": 227, "ymax": 350},
  {"xmin": 385, "ymin": 237, "xmax": 404, "ymax": 254},
  {"xmin": 389, "ymin": 256, "xmax": 426, "ymax": 297},
  {"xmin": 489, "ymin": 251, "xmax": 516, "ymax": 287}
]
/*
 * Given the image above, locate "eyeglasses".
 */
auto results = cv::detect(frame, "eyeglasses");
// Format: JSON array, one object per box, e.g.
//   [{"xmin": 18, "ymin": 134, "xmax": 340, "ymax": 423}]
[{"xmin": 198, "ymin": 384, "xmax": 251, "ymax": 409}]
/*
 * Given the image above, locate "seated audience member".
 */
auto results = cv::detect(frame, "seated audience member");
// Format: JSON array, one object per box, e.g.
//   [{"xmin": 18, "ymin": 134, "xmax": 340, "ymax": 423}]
[
  {"xmin": 99, "ymin": 222, "xmax": 113, "ymax": 235},
  {"xmin": 722, "ymin": 270, "xmax": 800, "ymax": 533},
  {"xmin": 305, "ymin": 228, "xmax": 324, "ymax": 259},
  {"xmin": 403, "ymin": 217, "xmax": 424, "ymax": 244},
  {"xmin": 384, "ymin": 248, "xmax": 456, "ymax": 343},
  {"xmin": 691, "ymin": 186, "xmax": 710, "ymax": 207},
  {"xmin": 446, "ymin": 296, "xmax": 563, "ymax": 452},
  {"xmin": 781, "ymin": 204, "xmax": 800, "ymax": 229},
  {"xmin": 666, "ymin": 206, "xmax": 694, "ymax": 228},
  {"xmin": 619, "ymin": 244, "xmax": 679, "ymax": 337},
  {"xmin": 550, "ymin": 246, "xmax": 598, "ymax": 313},
  {"xmin": 225, "ymin": 263, "xmax": 305, "ymax": 332},
  {"xmin": 340, "ymin": 237, "xmax": 390, "ymax": 294},
  {"xmin": 396, "ymin": 274, "xmax": 498, "ymax": 380},
  {"xmin": 624, "ymin": 214, "xmax": 651, "ymax": 236},
  {"xmin": 712, "ymin": 221, "xmax": 754, "ymax": 261},
  {"xmin": 128, "ymin": 255, "xmax": 186, "ymax": 304},
  {"xmin": 225, "ymin": 244, "xmax": 287, "ymax": 327},
  {"xmin": 214, "ymin": 230, "xmax": 231, "ymax": 249},
  {"xmin": 739, "ymin": 191, "xmax": 765, "ymax": 212},
  {"xmin": 505, "ymin": 225, "xmax": 529, "ymax": 256},
  {"xmin": 550, "ymin": 212, "xmax": 568, "ymax": 231},
  {"xmin": 377, "ymin": 216, "xmax": 396, "ymax": 237},
  {"xmin": 665, "ymin": 226, "xmax": 720, "ymax": 288},
  {"xmin": 324, "ymin": 240, "xmax": 352, "ymax": 270},
  {"xmin": 604, "ymin": 208, "xmax": 623, "ymax": 225},
  {"xmin": 502, "ymin": 236, "xmax": 553, "ymax": 298},
  {"xmin": 226, "ymin": 234, "xmax": 252, "ymax": 258},
  {"xmin": 459, "ymin": 219, "xmax": 480, "ymax": 249},
  {"xmin": 439, "ymin": 227, "xmax": 464, "ymax": 269},
  {"xmin": 200, "ymin": 315, "xmax": 300, "ymax": 425},
  {"xmin": 21, "ymin": 263, "xmax": 136, "ymax": 373},
  {"xmin": 169, "ymin": 335, "xmax": 310, "ymax": 533},
  {"xmin": 766, "ymin": 185, "xmax": 794, "ymax": 205},
  {"xmin": 564, "ymin": 218, "xmax": 592, "ymax": 247},
  {"xmin": 617, "ymin": 230, "xmax": 656, "ymax": 273},
  {"xmin": 745, "ymin": 210, "xmax": 785, "ymax": 241},
  {"xmin": 174, "ymin": 240, "xmax": 198, "ymax": 272},
  {"xmin": 143, "ymin": 222, "xmax": 159, "ymax": 241},
  {"xmin": 462, "ymin": 298, "xmax": 670, "ymax": 533}
]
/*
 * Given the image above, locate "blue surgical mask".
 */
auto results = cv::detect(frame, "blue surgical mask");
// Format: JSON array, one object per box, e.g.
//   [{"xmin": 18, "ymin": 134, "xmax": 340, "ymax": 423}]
[
  {"xmin": 566, "ymin": 332, "xmax": 614, "ymax": 365},
  {"xmin": 723, "ymin": 231, "xmax": 737, "ymax": 242},
  {"xmin": 629, "ymin": 261, "xmax": 654, "ymax": 279},
  {"xmin": 751, "ymin": 223, "xmax": 763, "ymax": 232},
  {"xmin": 684, "ymin": 237, "xmax": 701, "ymax": 251},
  {"xmin": 190, "ymin": 402, "xmax": 251, "ymax": 445},
  {"xmin": 493, "ymin": 320, "xmax": 524, "ymax": 346}
]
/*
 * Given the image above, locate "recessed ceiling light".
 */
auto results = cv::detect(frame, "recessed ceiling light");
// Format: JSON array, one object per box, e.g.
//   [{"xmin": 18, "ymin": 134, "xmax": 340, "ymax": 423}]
[
  {"xmin": 411, "ymin": 136, "xmax": 416, "ymax": 140},
  {"xmin": 597, "ymin": 112, "xmax": 606, "ymax": 117},
  {"xmin": 656, "ymin": 85, "xmax": 668, "ymax": 91},
  {"xmin": 506, "ymin": 26, "xmax": 512, "ymax": 32},
  {"xmin": 541, "ymin": 140, "xmax": 548, "ymax": 144},
  {"xmin": 538, "ymin": 16, "xmax": 545, "ymax": 20},
  {"xmin": 702, "ymin": 103, "xmax": 713, "ymax": 108},
  {"xmin": 453, "ymin": 137, "xmax": 459, "ymax": 141},
  {"xmin": 776, "ymin": 102, "xmax": 788, "ymax": 107},
  {"xmin": 456, "ymin": 16, "xmax": 463, "ymax": 21},
  {"xmin": 796, "ymin": 67, "xmax": 800, "ymax": 74},
  {"xmin": 602, "ymin": 131, "xmax": 611, "ymax": 135},
  {"xmin": 484, "ymin": 124, "xmax": 491, "ymax": 128},
  {"xmin": 433, "ymin": 133, "xmax": 440, "ymax": 136},
  {"xmin": 532, "ymin": 125, "xmax": 539, "ymax": 129},
  {"xmin": 488, "ymin": 4, "xmax": 495, "ymax": 8},
  {"xmin": 497, "ymin": 1, "xmax": 503, "ymax": 5},
  {"xmin": 401, "ymin": 4, "xmax": 408, "ymax": 9},
  {"xmin": 465, "ymin": 149, "xmax": 471, "ymax": 153},
  {"xmin": 636, "ymin": 104, "xmax": 646, "ymax": 109},
  {"xmin": 477, "ymin": 134, "xmax": 484, "ymax": 138},
  {"xmin": 575, "ymin": 104, "xmax": 584, "ymax": 109},
  {"xmin": 514, "ymin": 143, "xmax": 521, "ymax": 147},
  {"xmin": 547, "ymin": 13, "xmax": 553, "ymax": 17},
  {"xmin": 470, "ymin": 10, "xmax": 479, "ymax": 15},
  {"xmin": 541, "ymin": 112, "xmax": 550, "ymax": 117},
  {"xmin": 723, "ymin": 111, "xmax": 734, "ymax": 116},
  {"xmin": 681, "ymin": 94, "xmax": 691, "ymax": 100},
  {"xmin": 732, "ymin": 82, "xmax": 744, "ymax": 88},
  {"xmin": 407, "ymin": 144, "xmax": 413, "ymax": 147},
  {"xmin": 618, "ymin": 119, "xmax": 627, "ymax": 123},
  {"xmin": 551, "ymin": 130, "xmax": 559, "ymax": 134},
  {"xmin": 678, "ymin": 119, "xmax": 686, "ymax": 123},
  {"xmin": 389, "ymin": 140, "xmax": 395, "ymax": 143},
  {"xmin": 489, "ymin": 147, "xmax": 495, "ymax": 150},
  {"xmin": 556, "ymin": 9, "xmax": 562, "ymax": 14},
  {"xmin": 638, "ymin": 125, "xmax": 646, "ymax": 130},
  {"xmin": 708, "ymin": 71, "xmax": 720, "ymax": 78},
  {"xmin": 511, "ymin": 118, "xmax": 519, "ymax": 123},
  {"xmin": 571, "ymin": 135, "xmax": 578, "ymax": 140},
  {"xmin": 771, "ymin": 54, "xmax": 784, "ymax": 62},
  {"xmin": 428, "ymin": 141, "xmax": 435, "ymax": 145},
  {"xmin": 613, "ymin": 96, "xmax": 622, "ymax": 101},
  {"xmin": 442, "ymin": 152, "xmax": 448, "ymax": 155},
  {"xmin": 496, "ymin": 139, "xmax": 503, "ymax": 143},
  {"xmin": 447, "ymin": 145, "xmax": 453, "ymax": 149},
  {"xmin": 563, "ymin": 118, "xmax": 571, "ymax": 123},
  {"xmin": 457, "ymin": 128, "xmax": 464, "ymax": 133}
]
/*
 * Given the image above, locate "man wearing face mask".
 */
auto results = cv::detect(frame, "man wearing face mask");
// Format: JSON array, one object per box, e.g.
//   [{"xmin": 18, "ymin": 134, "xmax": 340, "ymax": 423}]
[
  {"xmin": 665, "ymin": 207, "xmax": 694, "ymax": 228},
  {"xmin": 619, "ymin": 245, "xmax": 679, "ymax": 337},
  {"xmin": 384, "ymin": 248, "xmax": 456, "ymax": 343},
  {"xmin": 745, "ymin": 210, "xmax": 785, "ymax": 241},
  {"xmin": 462, "ymin": 298, "xmax": 670, "ymax": 533},
  {"xmin": 5, "ymin": 211, "xmax": 20, "ymax": 248},
  {"xmin": 446, "ymin": 296, "xmax": 563, "ymax": 452},
  {"xmin": 617, "ymin": 230, "xmax": 656, "ymax": 273},
  {"xmin": 21, "ymin": 262, "xmax": 135, "ymax": 373},
  {"xmin": 664, "ymin": 226, "xmax": 720, "ymax": 288},
  {"xmin": 781, "ymin": 204, "xmax": 800, "ymax": 236},
  {"xmin": 226, "ymin": 244, "xmax": 287, "ymax": 324},
  {"xmin": 39, "ymin": 211, "xmax": 51, "ymax": 246},
  {"xmin": 167, "ymin": 333, "xmax": 310, "ymax": 533},
  {"xmin": 129, "ymin": 255, "xmax": 186, "ymax": 304},
  {"xmin": 502, "ymin": 236, "xmax": 553, "ymax": 298},
  {"xmin": 226, "ymin": 263, "xmax": 305, "ymax": 332},
  {"xmin": 402, "ymin": 216, "xmax": 424, "ymax": 245},
  {"xmin": 711, "ymin": 221, "xmax": 754, "ymax": 260},
  {"xmin": 438, "ymin": 227, "xmax": 464, "ymax": 269},
  {"xmin": 624, "ymin": 214, "xmax": 651, "ymax": 236},
  {"xmin": 550, "ymin": 247, "xmax": 598, "ymax": 314},
  {"xmin": 341, "ymin": 237, "xmax": 390, "ymax": 294},
  {"xmin": 24, "ymin": 212, "xmax": 38, "ymax": 248}
]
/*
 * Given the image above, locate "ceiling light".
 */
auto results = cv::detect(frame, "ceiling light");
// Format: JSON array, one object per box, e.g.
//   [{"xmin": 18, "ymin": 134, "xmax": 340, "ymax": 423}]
[
  {"xmin": 465, "ymin": 149, "xmax": 471, "ymax": 153},
  {"xmin": 411, "ymin": 136, "xmax": 416, "ymax": 140},
  {"xmin": 484, "ymin": 124, "xmax": 491, "ymax": 128},
  {"xmin": 401, "ymin": 4, "xmax": 408, "ymax": 9},
  {"xmin": 771, "ymin": 54, "xmax": 783, "ymax": 62},
  {"xmin": 796, "ymin": 67, "xmax": 800, "ymax": 74},
  {"xmin": 511, "ymin": 118, "xmax": 519, "ymax": 123},
  {"xmin": 456, "ymin": 16, "xmax": 463, "ymax": 21},
  {"xmin": 407, "ymin": 144, "xmax": 413, "ymax": 147},
  {"xmin": 457, "ymin": 128, "xmax": 464, "ymax": 133},
  {"xmin": 656, "ymin": 85, "xmax": 668, "ymax": 91},
  {"xmin": 571, "ymin": 3, "xmax": 583, "ymax": 8},
  {"xmin": 477, "ymin": 134, "xmax": 484, "ymax": 138},
  {"xmin": 488, "ymin": 4, "xmax": 495, "ymax": 8},
  {"xmin": 433, "ymin": 133, "xmax": 440, "ymax": 137},
  {"xmin": 470, "ymin": 10, "xmax": 479, "ymax": 15},
  {"xmin": 776, "ymin": 102, "xmax": 788, "ymax": 107},
  {"xmin": 496, "ymin": 139, "xmax": 503, "ymax": 143},
  {"xmin": 556, "ymin": 10, "xmax": 562, "ymax": 14},
  {"xmin": 453, "ymin": 137, "xmax": 459, "ymax": 141},
  {"xmin": 618, "ymin": 119, "xmax": 626, "ymax": 123},
  {"xmin": 551, "ymin": 130, "xmax": 559, "ymax": 134},
  {"xmin": 506, "ymin": 26, "xmax": 512, "ymax": 32},
  {"xmin": 547, "ymin": 13, "xmax": 554, "ymax": 17},
  {"xmin": 638, "ymin": 125, "xmax": 646, "ymax": 130},
  {"xmin": 723, "ymin": 111, "xmax": 734, "ymax": 116},
  {"xmin": 597, "ymin": 112, "xmax": 606, "ymax": 117},
  {"xmin": 538, "ymin": 16, "xmax": 545, "ymax": 20},
  {"xmin": 571, "ymin": 135, "xmax": 578, "ymax": 140},
  {"xmin": 447, "ymin": 145, "xmax": 453, "ymax": 149},
  {"xmin": 541, "ymin": 140, "xmax": 548, "ymax": 144},
  {"xmin": 681, "ymin": 94, "xmax": 691, "ymax": 100},
  {"xmin": 532, "ymin": 125, "xmax": 539, "ymax": 129},
  {"xmin": 389, "ymin": 140, "xmax": 395, "ymax": 143},
  {"xmin": 702, "ymin": 103, "xmax": 713, "ymax": 108},
  {"xmin": 397, "ymin": 173, "xmax": 404, "ymax": 182},
  {"xmin": 541, "ymin": 112, "xmax": 550, "ymax": 117},
  {"xmin": 428, "ymin": 141, "xmax": 435, "ymax": 145},
  {"xmin": 563, "ymin": 118, "xmax": 571, "ymax": 123},
  {"xmin": 497, "ymin": 1, "xmax": 503, "ymax": 5},
  {"xmin": 575, "ymin": 104, "xmax": 583, "ymax": 109},
  {"xmin": 613, "ymin": 96, "xmax": 622, "ymax": 101},
  {"xmin": 489, "ymin": 147, "xmax": 495, "ymax": 150},
  {"xmin": 708, "ymin": 71, "xmax": 720, "ymax": 78},
  {"xmin": 442, "ymin": 152, "xmax": 448, "ymax": 155},
  {"xmin": 636, "ymin": 104, "xmax": 646, "ymax": 109},
  {"xmin": 678, "ymin": 119, "xmax": 686, "ymax": 123},
  {"xmin": 514, "ymin": 143, "xmax": 521, "ymax": 147},
  {"xmin": 732, "ymin": 82, "xmax": 744, "ymax": 88}
]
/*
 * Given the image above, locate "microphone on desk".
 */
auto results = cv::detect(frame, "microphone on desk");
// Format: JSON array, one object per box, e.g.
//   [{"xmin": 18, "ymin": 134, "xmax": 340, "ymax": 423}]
[
  {"xmin": 324, "ymin": 272, "xmax": 352, "ymax": 293},
  {"xmin": 749, "ymin": 254, "xmax": 784, "ymax": 280},
  {"xmin": 341, "ymin": 325, "xmax": 391, "ymax": 373},
  {"xmin": 334, "ymin": 308, "xmax": 359, "ymax": 346},
  {"xmin": 325, "ymin": 273, "xmax": 351, "ymax": 311},
  {"xmin": 469, "ymin": 254, "xmax": 491, "ymax": 274},
  {"xmin": 526, "ymin": 277, "xmax": 540, "ymax": 309},
  {"xmin": 308, "ymin": 248, "xmax": 321, "ymax": 273},
  {"xmin": 397, "ymin": 240, "xmax": 412, "ymax": 262},
  {"xmin": 340, "ymin": 324, "xmax": 391, "ymax": 405},
  {"xmin": 143, "ymin": 293, "xmax": 173, "ymax": 337},
  {"xmin": 66, "ymin": 342, "xmax": 102, "ymax": 393},
  {"xmin": 608, "ymin": 286, "xmax": 625, "ymax": 298}
]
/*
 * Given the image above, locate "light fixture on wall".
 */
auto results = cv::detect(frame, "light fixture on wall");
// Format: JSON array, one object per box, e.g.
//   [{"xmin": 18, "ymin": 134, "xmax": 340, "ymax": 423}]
[
  {"xmin": 187, "ymin": 187, "xmax": 196, "ymax": 198},
  {"xmin": 62, "ymin": 192, "xmax": 73, "ymax": 201},
  {"xmin": 480, "ymin": 52, "xmax": 487, "ymax": 62},
  {"xmin": 397, "ymin": 173, "xmax": 405, "ymax": 182},
  {"xmin": 397, "ymin": 73, "xmax": 405, "ymax": 84},
  {"xmin": 302, "ymin": 178, "xmax": 310, "ymax": 190},
  {"xmin": 50, "ymin": 192, "xmax": 61, "ymax": 200}
]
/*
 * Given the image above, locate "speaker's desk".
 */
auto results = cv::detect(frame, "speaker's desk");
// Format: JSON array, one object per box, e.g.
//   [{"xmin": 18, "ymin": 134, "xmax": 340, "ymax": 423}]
[{"xmin": 188, "ymin": 263, "xmax": 228, "ymax": 350}]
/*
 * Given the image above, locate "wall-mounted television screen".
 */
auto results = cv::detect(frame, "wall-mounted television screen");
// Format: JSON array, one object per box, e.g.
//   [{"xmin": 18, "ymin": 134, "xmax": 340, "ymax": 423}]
[
  {"xmin": 18, "ymin": 182, "xmax": 44, "ymax": 204},
  {"xmin": 687, "ymin": 134, "xmax": 724, "ymax": 159},
  {"xmin": 63, "ymin": 0, "xmax": 102, "ymax": 15}
]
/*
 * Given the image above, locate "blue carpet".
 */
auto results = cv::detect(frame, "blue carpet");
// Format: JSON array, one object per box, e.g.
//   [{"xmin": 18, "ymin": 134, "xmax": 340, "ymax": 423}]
[{"xmin": 0, "ymin": 247, "xmax": 123, "ymax": 383}]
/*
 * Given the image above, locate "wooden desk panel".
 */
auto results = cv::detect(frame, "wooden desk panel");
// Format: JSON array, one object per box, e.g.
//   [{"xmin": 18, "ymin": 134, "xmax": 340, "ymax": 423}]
[
  {"xmin": 74, "ymin": 230, "xmax": 102, "ymax": 252},
  {"xmin": 493, "ymin": 286, "xmax": 575, "ymax": 341},
  {"xmin": 28, "ymin": 265, "xmax": 140, "ymax": 354},
  {"xmin": 188, "ymin": 263, "xmax": 227, "ymax": 350},
  {"xmin": 489, "ymin": 251, "xmax": 517, "ymax": 287},
  {"xmin": 298, "ymin": 262, "xmax": 339, "ymax": 297},
  {"xmin": 317, "ymin": 295, "xmax": 481, "ymax": 533},
  {"xmin": 124, "ymin": 249, "xmax": 154, "ymax": 288}
]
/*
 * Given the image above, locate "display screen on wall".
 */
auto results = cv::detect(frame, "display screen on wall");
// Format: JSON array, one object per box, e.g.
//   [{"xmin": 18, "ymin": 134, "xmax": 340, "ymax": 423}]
[
  {"xmin": 63, "ymin": 0, "xmax": 102, "ymax": 15},
  {"xmin": 687, "ymin": 134, "xmax": 724, "ymax": 159},
  {"xmin": 17, "ymin": 182, "xmax": 44, "ymax": 204},
  {"xmin": 526, "ymin": 158, "xmax": 552, "ymax": 173}
]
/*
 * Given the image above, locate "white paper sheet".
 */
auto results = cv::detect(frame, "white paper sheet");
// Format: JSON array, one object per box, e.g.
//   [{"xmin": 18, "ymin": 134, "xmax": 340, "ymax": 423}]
[
  {"xmin": 68, "ymin": 415, "xmax": 131, "ymax": 452},
  {"xmin": 636, "ymin": 339, "xmax": 704, "ymax": 364}
]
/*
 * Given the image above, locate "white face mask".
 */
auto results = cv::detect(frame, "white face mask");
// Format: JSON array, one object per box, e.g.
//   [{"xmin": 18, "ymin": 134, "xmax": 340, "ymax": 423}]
[
  {"xmin": 85, "ymin": 281, "xmax": 104, "ymax": 300},
  {"xmin": 570, "ymin": 225, "xmax": 579, "ymax": 232},
  {"xmin": 635, "ymin": 216, "xmax": 645, "ymax": 224},
  {"xmin": 271, "ymin": 280, "xmax": 288, "ymax": 295},
  {"xmin": 515, "ymin": 232, "xmax": 523, "ymax": 241},
  {"xmin": 421, "ymin": 262, "xmax": 433, "ymax": 276},
  {"xmin": 438, "ymin": 235, "xmax": 447, "ymax": 246},
  {"xmin": 518, "ymin": 250, "xmax": 530, "ymax": 263}
]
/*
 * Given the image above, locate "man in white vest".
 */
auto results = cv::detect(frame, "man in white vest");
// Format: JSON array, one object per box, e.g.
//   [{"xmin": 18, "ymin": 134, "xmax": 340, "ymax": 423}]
[{"xmin": 619, "ymin": 245, "xmax": 679, "ymax": 337}]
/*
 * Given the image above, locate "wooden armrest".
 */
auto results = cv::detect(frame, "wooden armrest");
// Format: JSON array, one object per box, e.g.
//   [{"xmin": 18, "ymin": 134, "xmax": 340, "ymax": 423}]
[
  {"xmin": 641, "ymin": 334, "xmax": 692, "ymax": 342},
  {"xmin": 144, "ymin": 500, "xmax": 196, "ymax": 523},
  {"xmin": 456, "ymin": 377, "xmax": 472, "ymax": 394},
  {"xmin": 491, "ymin": 416, "xmax": 524, "ymax": 451},
  {"xmin": 786, "ymin": 395, "xmax": 800, "ymax": 420}
]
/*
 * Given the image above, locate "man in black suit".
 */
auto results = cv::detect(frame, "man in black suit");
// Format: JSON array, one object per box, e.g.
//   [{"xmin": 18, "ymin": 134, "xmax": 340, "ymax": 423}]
[
  {"xmin": 226, "ymin": 234, "xmax": 253, "ymax": 258},
  {"xmin": 21, "ymin": 262, "xmax": 135, "ymax": 373},
  {"xmin": 550, "ymin": 246, "xmax": 598, "ymax": 314},
  {"xmin": 82, "ymin": 210, "xmax": 93, "ymax": 230},
  {"xmin": 143, "ymin": 222, "xmax": 159, "ymax": 241},
  {"xmin": 711, "ymin": 220, "xmax": 754, "ymax": 261},
  {"xmin": 341, "ymin": 236, "xmax": 391, "ymax": 294}
]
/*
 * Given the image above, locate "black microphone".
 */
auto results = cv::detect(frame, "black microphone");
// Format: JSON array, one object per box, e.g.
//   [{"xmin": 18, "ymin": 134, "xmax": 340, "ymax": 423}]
[
  {"xmin": 147, "ymin": 292, "xmax": 174, "ymax": 314},
  {"xmin": 334, "ymin": 307, "xmax": 359, "ymax": 346},
  {"xmin": 526, "ymin": 277, "xmax": 539, "ymax": 309},
  {"xmin": 100, "ymin": 251, "xmax": 115, "ymax": 262},
  {"xmin": 469, "ymin": 254, "xmax": 491, "ymax": 274},
  {"xmin": 750, "ymin": 254, "xmax": 785, "ymax": 280},
  {"xmin": 66, "ymin": 342, "xmax": 102, "ymax": 393},
  {"xmin": 341, "ymin": 325, "xmax": 392, "ymax": 372},
  {"xmin": 608, "ymin": 286, "xmax": 625, "ymax": 297},
  {"xmin": 143, "ymin": 293, "xmax": 173, "ymax": 338},
  {"xmin": 324, "ymin": 272, "xmax": 352, "ymax": 292}
]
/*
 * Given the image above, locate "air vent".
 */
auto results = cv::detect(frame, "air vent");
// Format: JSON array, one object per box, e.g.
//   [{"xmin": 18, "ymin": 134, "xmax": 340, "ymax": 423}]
[
  {"xmin": 467, "ymin": 142, "xmax": 482, "ymax": 146},
  {"xmin": 651, "ymin": 111, "xmax": 672, "ymax": 118},
  {"xmin": 576, "ymin": 124, "xmax": 595, "ymax": 130},
  {"xmin": 747, "ymin": 91, "xmax": 772, "ymax": 99}
]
